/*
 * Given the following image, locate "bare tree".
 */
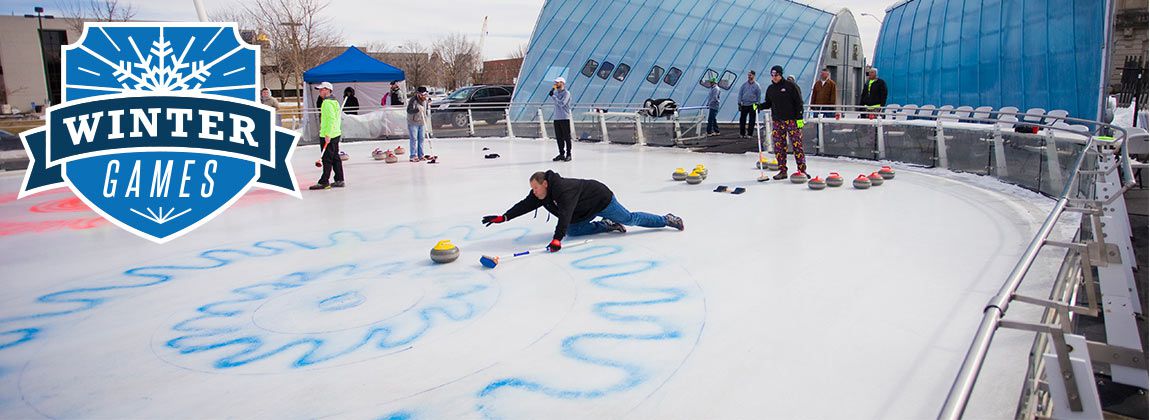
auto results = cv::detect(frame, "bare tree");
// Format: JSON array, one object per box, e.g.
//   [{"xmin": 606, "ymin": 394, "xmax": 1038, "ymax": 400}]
[
  {"xmin": 57, "ymin": 0, "xmax": 137, "ymax": 34},
  {"xmin": 213, "ymin": 0, "xmax": 343, "ymax": 102},
  {"xmin": 434, "ymin": 32, "xmax": 480, "ymax": 90},
  {"xmin": 509, "ymin": 42, "xmax": 529, "ymax": 59},
  {"xmin": 387, "ymin": 41, "xmax": 441, "ymax": 92},
  {"xmin": 360, "ymin": 40, "xmax": 390, "ymax": 54}
]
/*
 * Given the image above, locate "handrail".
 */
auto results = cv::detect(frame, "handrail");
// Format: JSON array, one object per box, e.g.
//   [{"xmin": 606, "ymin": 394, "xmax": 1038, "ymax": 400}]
[{"xmin": 937, "ymin": 120, "xmax": 1135, "ymax": 419}]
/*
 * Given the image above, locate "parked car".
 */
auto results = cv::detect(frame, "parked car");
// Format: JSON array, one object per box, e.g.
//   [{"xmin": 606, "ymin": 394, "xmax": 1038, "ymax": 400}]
[
  {"xmin": 0, "ymin": 129, "xmax": 20, "ymax": 150},
  {"xmin": 430, "ymin": 85, "xmax": 514, "ymax": 128}
]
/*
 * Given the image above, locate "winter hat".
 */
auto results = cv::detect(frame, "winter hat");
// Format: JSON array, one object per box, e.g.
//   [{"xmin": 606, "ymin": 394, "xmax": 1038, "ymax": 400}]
[
  {"xmin": 416, "ymin": 86, "xmax": 428, "ymax": 93},
  {"xmin": 554, "ymin": 76, "xmax": 567, "ymax": 84},
  {"xmin": 770, "ymin": 65, "xmax": 784, "ymax": 77}
]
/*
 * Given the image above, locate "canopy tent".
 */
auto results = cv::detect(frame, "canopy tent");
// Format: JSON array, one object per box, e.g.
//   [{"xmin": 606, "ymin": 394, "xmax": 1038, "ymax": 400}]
[
  {"xmin": 303, "ymin": 46, "xmax": 405, "ymax": 83},
  {"xmin": 301, "ymin": 46, "xmax": 409, "ymax": 142}
]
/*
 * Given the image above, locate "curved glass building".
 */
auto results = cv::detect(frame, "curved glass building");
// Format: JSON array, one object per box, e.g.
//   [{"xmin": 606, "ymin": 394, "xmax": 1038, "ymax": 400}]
[
  {"xmin": 873, "ymin": 0, "xmax": 1108, "ymax": 120},
  {"xmin": 511, "ymin": 0, "xmax": 862, "ymax": 122}
]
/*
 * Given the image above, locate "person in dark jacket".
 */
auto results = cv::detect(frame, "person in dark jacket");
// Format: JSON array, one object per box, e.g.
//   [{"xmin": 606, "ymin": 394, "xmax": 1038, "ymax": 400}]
[
  {"xmin": 859, "ymin": 67, "xmax": 887, "ymax": 118},
  {"xmin": 382, "ymin": 81, "xmax": 405, "ymax": 107},
  {"xmin": 759, "ymin": 65, "xmax": 807, "ymax": 179},
  {"xmin": 342, "ymin": 86, "xmax": 360, "ymax": 115},
  {"xmin": 482, "ymin": 171, "xmax": 684, "ymax": 252}
]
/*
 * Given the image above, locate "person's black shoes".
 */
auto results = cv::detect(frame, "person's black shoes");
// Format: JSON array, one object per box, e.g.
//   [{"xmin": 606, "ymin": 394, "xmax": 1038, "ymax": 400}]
[
  {"xmin": 332, "ymin": 181, "xmax": 345, "ymax": 188},
  {"xmin": 664, "ymin": 214, "xmax": 684, "ymax": 231},
  {"xmin": 772, "ymin": 171, "xmax": 788, "ymax": 180},
  {"xmin": 308, "ymin": 183, "xmax": 331, "ymax": 190},
  {"xmin": 603, "ymin": 219, "xmax": 627, "ymax": 233},
  {"xmin": 563, "ymin": 154, "xmax": 572, "ymax": 161},
  {"xmin": 552, "ymin": 154, "xmax": 565, "ymax": 161}
]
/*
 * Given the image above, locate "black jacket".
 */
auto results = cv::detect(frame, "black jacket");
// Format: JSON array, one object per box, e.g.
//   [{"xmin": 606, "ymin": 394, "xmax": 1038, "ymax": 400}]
[
  {"xmin": 503, "ymin": 170, "xmax": 614, "ymax": 240},
  {"xmin": 859, "ymin": 78, "xmax": 888, "ymax": 107},
  {"xmin": 759, "ymin": 80, "xmax": 804, "ymax": 121},
  {"xmin": 343, "ymin": 95, "xmax": 360, "ymax": 115}
]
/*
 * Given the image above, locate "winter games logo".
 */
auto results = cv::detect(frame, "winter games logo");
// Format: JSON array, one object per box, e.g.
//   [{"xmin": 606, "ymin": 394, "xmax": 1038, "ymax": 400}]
[{"xmin": 18, "ymin": 23, "xmax": 300, "ymax": 243}]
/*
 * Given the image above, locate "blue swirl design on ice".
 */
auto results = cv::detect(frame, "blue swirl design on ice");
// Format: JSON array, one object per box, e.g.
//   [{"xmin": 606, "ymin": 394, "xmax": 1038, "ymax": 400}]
[
  {"xmin": 474, "ymin": 244, "xmax": 698, "ymax": 418},
  {"xmin": 0, "ymin": 225, "xmax": 534, "ymax": 356}
]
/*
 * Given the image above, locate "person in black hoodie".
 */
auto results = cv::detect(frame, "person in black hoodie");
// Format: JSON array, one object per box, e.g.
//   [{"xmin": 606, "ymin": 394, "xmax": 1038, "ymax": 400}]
[
  {"xmin": 759, "ymin": 65, "xmax": 807, "ymax": 180},
  {"xmin": 342, "ymin": 86, "xmax": 360, "ymax": 115},
  {"xmin": 482, "ymin": 171, "xmax": 684, "ymax": 251}
]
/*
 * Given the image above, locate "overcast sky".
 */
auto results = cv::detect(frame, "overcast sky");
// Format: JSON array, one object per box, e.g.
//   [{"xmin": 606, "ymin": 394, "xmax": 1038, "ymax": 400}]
[{"xmin": 2, "ymin": 0, "xmax": 894, "ymax": 60}]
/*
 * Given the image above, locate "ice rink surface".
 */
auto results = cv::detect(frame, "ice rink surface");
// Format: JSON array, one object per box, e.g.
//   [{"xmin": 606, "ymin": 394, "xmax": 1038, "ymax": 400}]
[{"xmin": 0, "ymin": 138, "xmax": 1075, "ymax": 419}]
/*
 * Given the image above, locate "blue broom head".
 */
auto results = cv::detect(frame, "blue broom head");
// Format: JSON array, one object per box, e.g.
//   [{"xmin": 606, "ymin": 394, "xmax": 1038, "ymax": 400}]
[{"xmin": 480, "ymin": 255, "xmax": 498, "ymax": 268}]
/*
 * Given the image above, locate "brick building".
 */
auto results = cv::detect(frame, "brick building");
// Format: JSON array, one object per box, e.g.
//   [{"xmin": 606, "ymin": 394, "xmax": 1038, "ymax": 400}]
[{"xmin": 477, "ymin": 58, "xmax": 523, "ymax": 85}]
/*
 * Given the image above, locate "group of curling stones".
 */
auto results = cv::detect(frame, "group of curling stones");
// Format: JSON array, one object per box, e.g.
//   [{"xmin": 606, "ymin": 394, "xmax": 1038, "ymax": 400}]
[
  {"xmin": 671, "ymin": 164, "xmax": 709, "ymax": 185},
  {"xmin": 370, "ymin": 146, "xmax": 405, "ymax": 163},
  {"xmin": 758, "ymin": 156, "xmax": 896, "ymax": 190}
]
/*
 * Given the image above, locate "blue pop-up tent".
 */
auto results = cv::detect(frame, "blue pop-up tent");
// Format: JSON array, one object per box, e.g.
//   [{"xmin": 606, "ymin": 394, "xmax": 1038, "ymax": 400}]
[
  {"xmin": 303, "ymin": 46, "xmax": 405, "ymax": 83},
  {"xmin": 301, "ymin": 47, "xmax": 408, "ymax": 142}
]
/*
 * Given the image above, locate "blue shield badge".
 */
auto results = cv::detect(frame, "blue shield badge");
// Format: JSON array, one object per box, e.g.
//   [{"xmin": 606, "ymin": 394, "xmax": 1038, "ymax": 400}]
[{"xmin": 18, "ymin": 23, "xmax": 300, "ymax": 243}]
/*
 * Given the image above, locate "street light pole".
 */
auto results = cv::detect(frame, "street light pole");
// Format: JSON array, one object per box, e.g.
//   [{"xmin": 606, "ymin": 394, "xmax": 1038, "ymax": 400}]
[{"xmin": 24, "ymin": 6, "xmax": 56, "ymax": 108}]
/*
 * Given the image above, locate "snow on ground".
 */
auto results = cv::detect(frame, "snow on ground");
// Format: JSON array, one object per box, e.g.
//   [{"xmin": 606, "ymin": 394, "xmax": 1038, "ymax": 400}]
[{"xmin": 0, "ymin": 138, "xmax": 1074, "ymax": 419}]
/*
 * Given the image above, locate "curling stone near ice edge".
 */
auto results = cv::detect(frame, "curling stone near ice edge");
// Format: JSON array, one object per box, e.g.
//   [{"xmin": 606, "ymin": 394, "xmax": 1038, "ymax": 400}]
[
  {"xmin": 371, "ymin": 148, "xmax": 386, "ymax": 160},
  {"xmin": 868, "ymin": 172, "xmax": 885, "ymax": 186},
  {"xmin": 686, "ymin": 171, "xmax": 703, "ymax": 185},
  {"xmin": 430, "ymin": 240, "xmax": 460, "ymax": 264},
  {"xmin": 395, "ymin": 146, "xmax": 406, "ymax": 155},
  {"xmin": 826, "ymin": 172, "xmax": 844, "ymax": 187},
  {"xmin": 879, "ymin": 166, "xmax": 895, "ymax": 180},
  {"xmin": 385, "ymin": 153, "xmax": 398, "ymax": 164},
  {"xmin": 694, "ymin": 165, "xmax": 708, "ymax": 177},
  {"xmin": 757, "ymin": 158, "xmax": 779, "ymax": 171},
  {"xmin": 807, "ymin": 176, "xmax": 826, "ymax": 190},
  {"xmin": 339, "ymin": 150, "xmax": 350, "ymax": 161},
  {"xmin": 853, "ymin": 175, "xmax": 872, "ymax": 189},
  {"xmin": 672, "ymin": 168, "xmax": 688, "ymax": 181},
  {"xmin": 789, "ymin": 171, "xmax": 809, "ymax": 184}
]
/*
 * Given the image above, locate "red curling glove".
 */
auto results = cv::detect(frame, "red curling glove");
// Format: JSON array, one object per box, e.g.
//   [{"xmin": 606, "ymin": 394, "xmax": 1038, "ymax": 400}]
[{"xmin": 548, "ymin": 239, "xmax": 562, "ymax": 252}]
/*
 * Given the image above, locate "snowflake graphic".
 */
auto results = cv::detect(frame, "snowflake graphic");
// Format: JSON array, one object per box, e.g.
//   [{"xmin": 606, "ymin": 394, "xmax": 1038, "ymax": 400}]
[{"xmin": 62, "ymin": 23, "xmax": 259, "ymax": 102}]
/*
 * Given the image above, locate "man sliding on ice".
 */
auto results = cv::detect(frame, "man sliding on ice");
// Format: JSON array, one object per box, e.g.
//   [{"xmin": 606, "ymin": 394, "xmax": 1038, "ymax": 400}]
[{"xmin": 482, "ymin": 171, "xmax": 684, "ymax": 252}]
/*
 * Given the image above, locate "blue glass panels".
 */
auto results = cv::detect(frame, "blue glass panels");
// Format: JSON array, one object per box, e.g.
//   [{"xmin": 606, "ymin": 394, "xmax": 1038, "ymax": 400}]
[
  {"xmin": 873, "ymin": 0, "xmax": 1105, "ymax": 120},
  {"xmin": 511, "ymin": 0, "xmax": 834, "ymax": 121}
]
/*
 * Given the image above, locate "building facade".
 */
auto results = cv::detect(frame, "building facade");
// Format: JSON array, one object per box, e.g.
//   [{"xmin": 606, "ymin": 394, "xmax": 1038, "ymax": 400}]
[
  {"xmin": 0, "ymin": 15, "xmax": 83, "ymax": 112},
  {"xmin": 478, "ymin": 58, "xmax": 524, "ymax": 85},
  {"xmin": 510, "ymin": 0, "xmax": 853, "ymax": 122},
  {"xmin": 873, "ymin": 0, "xmax": 1108, "ymax": 120}
]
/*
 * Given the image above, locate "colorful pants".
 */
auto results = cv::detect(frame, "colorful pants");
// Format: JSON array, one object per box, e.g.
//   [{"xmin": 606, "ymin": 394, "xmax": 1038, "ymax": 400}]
[{"xmin": 771, "ymin": 120, "xmax": 806, "ymax": 173}]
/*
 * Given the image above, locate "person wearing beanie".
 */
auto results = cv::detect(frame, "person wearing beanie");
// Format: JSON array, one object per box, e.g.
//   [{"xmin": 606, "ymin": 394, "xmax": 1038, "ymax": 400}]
[
  {"xmin": 705, "ymin": 76, "xmax": 721, "ymax": 136},
  {"xmin": 759, "ymin": 65, "xmax": 808, "ymax": 180},
  {"xmin": 481, "ymin": 171, "xmax": 684, "ymax": 252},
  {"xmin": 342, "ymin": 86, "xmax": 360, "ymax": 115},
  {"xmin": 737, "ymin": 70, "xmax": 762, "ymax": 138}
]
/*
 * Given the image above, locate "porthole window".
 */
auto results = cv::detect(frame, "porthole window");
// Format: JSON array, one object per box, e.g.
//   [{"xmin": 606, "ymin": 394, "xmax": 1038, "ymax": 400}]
[
  {"xmin": 719, "ymin": 70, "xmax": 737, "ymax": 90},
  {"xmin": 612, "ymin": 63, "xmax": 631, "ymax": 81},
  {"xmin": 646, "ymin": 66, "xmax": 664, "ymax": 84},
  {"xmin": 581, "ymin": 59, "xmax": 599, "ymax": 77},
  {"xmin": 596, "ymin": 62, "xmax": 615, "ymax": 80},
  {"xmin": 699, "ymin": 69, "xmax": 718, "ymax": 87},
  {"xmin": 663, "ymin": 67, "xmax": 683, "ymax": 86}
]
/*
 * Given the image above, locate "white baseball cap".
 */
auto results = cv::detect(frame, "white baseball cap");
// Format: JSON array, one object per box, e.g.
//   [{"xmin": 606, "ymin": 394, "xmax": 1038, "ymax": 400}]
[
  {"xmin": 554, "ymin": 76, "xmax": 566, "ymax": 84},
  {"xmin": 313, "ymin": 81, "xmax": 333, "ymax": 90}
]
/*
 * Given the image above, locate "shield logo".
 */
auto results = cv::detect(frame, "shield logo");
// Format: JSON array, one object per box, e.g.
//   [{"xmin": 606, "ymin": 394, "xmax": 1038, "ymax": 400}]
[{"xmin": 18, "ymin": 23, "xmax": 300, "ymax": 243}]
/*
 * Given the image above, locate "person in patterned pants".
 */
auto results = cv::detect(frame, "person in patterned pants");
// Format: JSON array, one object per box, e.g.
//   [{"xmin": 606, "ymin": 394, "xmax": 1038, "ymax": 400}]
[
  {"xmin": 759, "ymin": 65, "xmax": 808, "ymax": 179},
  {"xmin": 771, "ymin": 119, "xmax": 806, "ymax": 175}
]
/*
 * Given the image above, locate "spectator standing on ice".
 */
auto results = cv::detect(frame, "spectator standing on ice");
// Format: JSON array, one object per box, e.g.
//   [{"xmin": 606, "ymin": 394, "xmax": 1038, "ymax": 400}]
[
  {"xmin": 737, "ymin": 70, "xmax": 762, "ymax": 138},
  {"xmin": 342, "ymin": 86, "xmax": 360, "ymax": 115},
  {"xmin": 381, "ymin": 81, "xmax": 405, "ymax": 108},
  {"xmin": 759, "ymin": 65, "xmax": 807, "ymax": 180},
  {"xmin": 705, "ymin": 76, "xmax": 721, "ymax": 136},
  {"xmin": 481, "ymin": 171, "xmax": 684, "ymax": 252},
  {"xmin": 810, "ymin": 68, "xmax": 837, "ymax": 118},
  {"xmin": 406, "ymin": 87, "xmax": 429, "ymax": 162},
  {"xmin": 550, "ymin": 77, "xmax": 573, "ymax": 162},
  {"xmin": 859, "ymin": 67, "xmax": 888, "ymax": 118},
  {"xmin": 309, "ymin": 82, "xmax": 345, "ymax": 190}
]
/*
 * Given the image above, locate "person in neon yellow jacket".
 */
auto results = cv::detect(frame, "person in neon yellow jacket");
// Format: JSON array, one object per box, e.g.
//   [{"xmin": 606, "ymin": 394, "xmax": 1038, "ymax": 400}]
[{"xmin": 310, "ymin": 82, "xmax": 345, "ymax": 190}]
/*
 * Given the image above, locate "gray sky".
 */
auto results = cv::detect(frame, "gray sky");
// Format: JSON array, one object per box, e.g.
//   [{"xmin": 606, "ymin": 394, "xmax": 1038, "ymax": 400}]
[{"xmin": 2, "ymin": 0, "xmax": 894, "ymax": 60}]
